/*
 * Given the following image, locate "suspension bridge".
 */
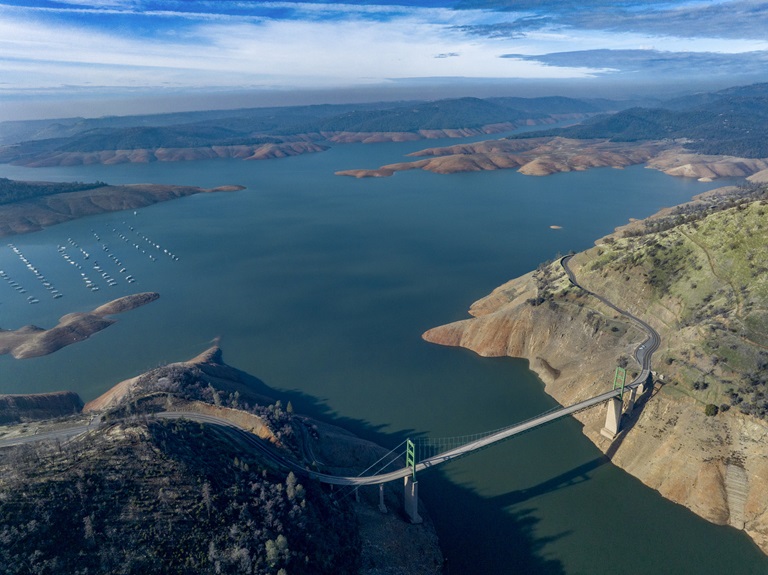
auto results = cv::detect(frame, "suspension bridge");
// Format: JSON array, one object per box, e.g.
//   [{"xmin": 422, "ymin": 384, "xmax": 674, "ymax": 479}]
[{"xmin": 308, "ymin": 253, "xmax": 659, "ymax": 522}]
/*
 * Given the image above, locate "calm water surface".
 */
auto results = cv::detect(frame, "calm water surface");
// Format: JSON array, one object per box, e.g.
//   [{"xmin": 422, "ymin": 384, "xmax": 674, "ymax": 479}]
[{"xmin": 1, "ymin": 139, "xmax": 766, "ymax": 574}]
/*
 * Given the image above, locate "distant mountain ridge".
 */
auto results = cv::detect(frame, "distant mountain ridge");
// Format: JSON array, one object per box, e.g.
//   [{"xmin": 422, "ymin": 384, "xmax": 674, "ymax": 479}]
[
  {"xmin": 0, "ymin": 95, "xmax": 618, "ymax": 167},
  {"xmin": 512, "ymin": 82, "xmax": 768, "ymax": 158},
  {"xmin": 5, "ymin": 84, "xmax": 767, "ymax": 167},
  {"xmin": 0, "ymin": 96, "xmax": 615, "ymax": 146}
]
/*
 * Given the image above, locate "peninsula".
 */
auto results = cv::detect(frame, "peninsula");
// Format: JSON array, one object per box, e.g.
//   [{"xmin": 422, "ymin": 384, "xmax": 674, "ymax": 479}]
[
  {"xmin": 0, "ymin": 346, "xmax": 443, "ymax": 574},
  {"xmin": 0, "ymin": 178, "xmax": 244, "ymax": 237},
  {"xmin": 423, "ymin": 182, "xmax": 768, "ymax": 554},
  {"xmin": 0, "ymin": 292, "xmax": 159, "ymax": 358}
]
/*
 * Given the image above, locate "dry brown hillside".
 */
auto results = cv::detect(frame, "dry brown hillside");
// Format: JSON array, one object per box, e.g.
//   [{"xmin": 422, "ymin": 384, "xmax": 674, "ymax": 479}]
[{"xmin": 424, "ymin": 182, "xmax": 768, "ymax": 554}]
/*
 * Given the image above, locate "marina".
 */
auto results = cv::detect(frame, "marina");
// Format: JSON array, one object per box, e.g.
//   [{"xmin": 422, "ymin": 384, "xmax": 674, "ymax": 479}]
[{"xmin": 1, "ymin": 217, "xmax": 183, "ymax": 308}]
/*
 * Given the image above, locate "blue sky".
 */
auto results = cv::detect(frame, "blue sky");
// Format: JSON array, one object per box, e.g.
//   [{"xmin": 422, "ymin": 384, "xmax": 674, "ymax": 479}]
[{"xmin": 1, "ymin": 0, "xmax": 767, "ymax": 118}]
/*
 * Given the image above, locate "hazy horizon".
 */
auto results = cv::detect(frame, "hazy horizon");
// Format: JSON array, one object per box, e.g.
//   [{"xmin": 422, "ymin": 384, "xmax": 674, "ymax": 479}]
[{"xmin": 1, "ymin": 0, "xmax": 766, "ymax": 121}]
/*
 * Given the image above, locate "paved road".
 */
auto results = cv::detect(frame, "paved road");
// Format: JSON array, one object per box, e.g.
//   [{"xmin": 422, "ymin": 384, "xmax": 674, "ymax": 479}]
[
  {"xmin": 560, "ymin": 254, "xmax": 660, "ymax": 381},
  {"xmin": 0, "ymin": 418, "xmax": 97, "ymax": 448},
  {"xmin": 0, "ymin": 257, "xmax": 661, "ymax": 487}
]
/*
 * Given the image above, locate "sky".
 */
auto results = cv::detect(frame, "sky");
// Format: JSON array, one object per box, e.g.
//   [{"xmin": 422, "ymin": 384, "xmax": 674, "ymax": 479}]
[{"xmin": 1, "ymin": 0, "xmax": 767, "ymax": 120}]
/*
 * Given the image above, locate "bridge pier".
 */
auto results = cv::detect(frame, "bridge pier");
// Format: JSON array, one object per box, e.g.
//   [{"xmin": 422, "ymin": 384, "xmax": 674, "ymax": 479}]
[
  {"xmin": 627, "ymin": 378, "xmax": 651, "ymax": 414},
  {"xmin": 404, "ymin": 475, "xmax": 423, "ymax": 524},
  {"xmin": 378, "ymin": 484, "xmax": 387, "ymax": 514},
  {"xmin": 600, "ymin": 397, "xmax": 623, "ymax": 439},
  {"xmin": 626, "ymin": 386, "xmax": 638, "ymax": 414}
]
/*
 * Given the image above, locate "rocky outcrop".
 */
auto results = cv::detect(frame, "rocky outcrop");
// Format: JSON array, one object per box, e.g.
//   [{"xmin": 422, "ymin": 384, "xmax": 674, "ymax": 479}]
[
  {"xmin": 83, "ymin": 344, "xmax": 274, "ymax": 413},
  {"xmin": 0, "ymin": 292, "xmax": 159, "ymax": 359},
  {"xmin": 0, "ymin": 390, "xmax": 83, "ymax": 424}
]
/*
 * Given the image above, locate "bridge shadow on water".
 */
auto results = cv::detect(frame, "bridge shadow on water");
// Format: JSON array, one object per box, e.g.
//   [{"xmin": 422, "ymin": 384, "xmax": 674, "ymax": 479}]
[
  {"xmin": 490, "ymin": 456, "xmax": 609, "ymax": 508},
  {"xmin": 420, "ymin": 469, "xmax": 569, "ymax": 575},
  {"xmin": 224, "ymin": 358, "xmax": 568, "ymax": 575}
]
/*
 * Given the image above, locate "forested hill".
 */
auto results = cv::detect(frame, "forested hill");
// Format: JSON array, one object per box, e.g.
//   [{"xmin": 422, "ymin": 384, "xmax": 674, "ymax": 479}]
[
  {"xmin": 0, "ymin": 177, "xmax": 106, "ymax": 205},
  {"xmin": 0, "ymin": 347, "xmax": 444, "ymax": 574},
  {"xmin": 0, "ymin": 95, "xmax": 615, "ymax": 153},
  {"xmin": 511, "ymin": 83, "xmax": 768, "ymax": 158},
  {"xmin": 283, "ymin": 96, "xmax": 606, "ymax": 133}
]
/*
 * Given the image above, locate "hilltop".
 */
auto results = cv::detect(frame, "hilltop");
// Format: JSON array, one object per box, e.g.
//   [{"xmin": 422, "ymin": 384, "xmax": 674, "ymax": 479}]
[
  {"xmin": 423, "ymin": 183, "xmax": 768, "ymax": 554},
  {"xmin": 0, "ymin": 346, "xmax": 443, "ymax": 575}
]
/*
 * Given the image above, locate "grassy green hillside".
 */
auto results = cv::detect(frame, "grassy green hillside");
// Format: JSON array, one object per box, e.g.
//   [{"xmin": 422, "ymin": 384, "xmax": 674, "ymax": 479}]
[{"xmin": 575, "ymin": 184, "xmax": 768, "ymax": 417}]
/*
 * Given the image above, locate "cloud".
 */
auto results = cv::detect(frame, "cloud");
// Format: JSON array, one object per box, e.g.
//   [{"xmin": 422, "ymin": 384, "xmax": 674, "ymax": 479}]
[
  {"xmin": 570, "ymin": 1, "xmax": 768, "ymax": 41},
  {"xmin": 1, "ymin": 0, "xmax": 766, "ymax": 102},
  {"xmin": 502, "ymin": 48, "xmax": 768, "ymax": 79},
  {"xmin": 454, "ymin": 0, "xmax": 768, "ymax": 42},
  {"xmin": 453, "ymin": 15, "xmax": 552, "ymax": 38},
  {"xmin": 0, "ymin": 4, "xmax": 612, "ymax": 95}
]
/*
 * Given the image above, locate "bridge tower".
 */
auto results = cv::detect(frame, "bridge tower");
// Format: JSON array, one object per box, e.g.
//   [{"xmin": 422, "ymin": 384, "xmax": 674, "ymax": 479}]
[
  {"xmin": 601, "ymin": 367, "xmax": 626, "ymax": 440},
  {"xmin": 404, "ymin": 439, "xmax": 423, "ymax": 524}
]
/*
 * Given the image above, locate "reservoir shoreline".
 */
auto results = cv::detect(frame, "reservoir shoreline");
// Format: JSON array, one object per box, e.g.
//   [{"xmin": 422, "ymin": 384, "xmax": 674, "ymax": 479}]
[{"xmin": 0, "ymin": 146, "xmax": 764, "ymax": 573}]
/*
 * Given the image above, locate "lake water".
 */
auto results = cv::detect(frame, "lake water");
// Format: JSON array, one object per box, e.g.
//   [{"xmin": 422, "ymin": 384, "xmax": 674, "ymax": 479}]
[{"xmin": 1, "ymin": 137, "xmax": 766, "ymax": 574}]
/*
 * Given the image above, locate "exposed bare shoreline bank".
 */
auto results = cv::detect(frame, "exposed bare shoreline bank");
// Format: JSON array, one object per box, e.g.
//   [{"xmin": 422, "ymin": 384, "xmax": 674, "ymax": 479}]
[
  {"xmin": 421, "ymin": 188, "xmax": 768, "ymax": 555},
  {"xmin": 336, "ymin": 137, "xmax": 768, "ymax": 182},
  {"xmin": 0, "ymin": 292, "xmax": 159, "ymax": 359}
]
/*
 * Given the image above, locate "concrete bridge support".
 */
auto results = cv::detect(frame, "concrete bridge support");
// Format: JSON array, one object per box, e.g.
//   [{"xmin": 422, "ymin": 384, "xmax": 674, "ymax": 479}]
[
  {"xmin": 626, "ymin": 386, "xmax": 638, "ymax": 414},
  {"xmin": 404, "ymin": 475, "xmax": 423, "ymax": 524},
  {"xmin": 378, "ymin": 484, "xmax": 387, "ymax": 514},
  {"xmin": 627, "ymin": 380, "xmax": 649, "ymax": 414},
  {"xmin": 600, "ymin": 397, "xmax": 623, "ymax": 440}
]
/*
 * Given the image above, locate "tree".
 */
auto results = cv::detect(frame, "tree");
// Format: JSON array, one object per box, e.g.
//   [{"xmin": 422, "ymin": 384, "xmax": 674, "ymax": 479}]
[
  {"xmin": 202, "ymin": 481, "xmax": 212, "ymax": 519},
  {"xmin": 286, "ymin": 472, "xmax": 298, "ymax": 501},
  {"xmin": 265, "ymin": 539, "xmax": 279, "ymax": 567}
]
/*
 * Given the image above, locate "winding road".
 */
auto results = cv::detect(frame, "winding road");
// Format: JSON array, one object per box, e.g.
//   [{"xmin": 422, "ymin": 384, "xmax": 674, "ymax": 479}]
[{"xmin": 560, "ymin": 254, "xmax": 660, "ymax": 377}]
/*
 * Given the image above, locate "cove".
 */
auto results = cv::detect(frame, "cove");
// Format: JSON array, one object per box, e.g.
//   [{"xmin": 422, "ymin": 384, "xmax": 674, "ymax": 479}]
[{"xmin": 0, "ymin": 139, "xmax": 766, "ymax": 574}]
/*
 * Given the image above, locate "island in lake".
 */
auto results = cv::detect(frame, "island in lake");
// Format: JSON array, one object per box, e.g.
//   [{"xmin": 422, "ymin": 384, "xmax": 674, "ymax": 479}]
[{"xmin": 0, "ymin": 292, "xmax": 159, "ymax": 359}]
